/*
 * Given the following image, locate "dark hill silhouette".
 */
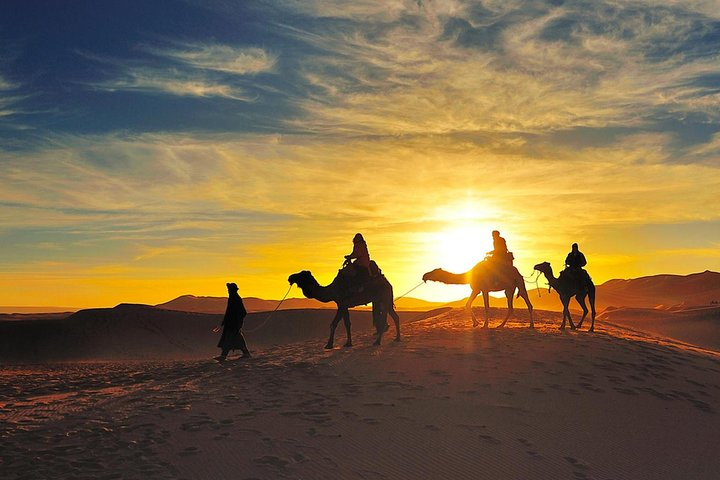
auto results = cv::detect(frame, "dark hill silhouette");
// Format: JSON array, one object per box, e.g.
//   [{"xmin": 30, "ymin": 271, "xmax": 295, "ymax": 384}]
[
  {"xmin": 596, "ymin": 270, "xmax": 720, "ymax": 308},
  {"xmin": 459, "ymin": 270, "xmax": 720, "ymax": 313},
  {"xmin": 0, "ymin": 303, "xmax": 426, "ymax": 363},
  {"xmin": 599, "ymin": 305, "xmax": 720, "ymax": 351},
  {"xmin": 155, "ymin": 295, "xmax": 331, "ymax": 313},
  {"xmin": 156, "ymin": 294, "xmax": 449, "ymax": 314}
]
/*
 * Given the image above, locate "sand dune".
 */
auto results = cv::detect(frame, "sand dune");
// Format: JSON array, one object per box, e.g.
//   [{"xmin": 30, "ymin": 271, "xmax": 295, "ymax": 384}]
[
  {"xmin": 2, "ymin": 307, "xmax": 719, "ymax": 479},
  {"xmin": 0, "ymin": 304, "xmax": 430, "ymax": 363},
  {"xmin": 599, "ymin": 305, "xmax": 720, "ymax": 351}
]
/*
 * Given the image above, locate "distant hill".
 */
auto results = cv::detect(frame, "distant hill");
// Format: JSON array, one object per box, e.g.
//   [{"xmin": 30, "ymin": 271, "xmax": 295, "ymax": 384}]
[
  {"xmin": 156, "ymin": 294, "xmax": 451, "ymax": 314},
  {"xmin": 447, "ymin": 270, "xmax": 720, "ymax": 313},
  {"xmin": 595, "ymin": 270, "xmax": 720, "ymax": 309},
  {"xmin": 0, "ymin": 306, "xmax": 77, "ymax": 314},
  {"xmin": 0, "ymin": 303, "xmax": 424, "ymax": 363},
  {"xmin": 599, "ymin": 305, "xmax": 720, "ymax": 351}
]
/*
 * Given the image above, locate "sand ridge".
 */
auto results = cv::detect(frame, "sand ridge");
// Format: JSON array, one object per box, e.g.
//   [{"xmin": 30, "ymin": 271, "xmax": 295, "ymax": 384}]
[{"xmin": 2, "ymin": 307, "xmax": 719, "ymax": 479}]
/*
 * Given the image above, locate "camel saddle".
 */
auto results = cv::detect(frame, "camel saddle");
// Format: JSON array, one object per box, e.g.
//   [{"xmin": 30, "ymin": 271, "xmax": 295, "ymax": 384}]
[{"xmin": 339, "ymin": 260, "xmax": 382, "ymax": 294}]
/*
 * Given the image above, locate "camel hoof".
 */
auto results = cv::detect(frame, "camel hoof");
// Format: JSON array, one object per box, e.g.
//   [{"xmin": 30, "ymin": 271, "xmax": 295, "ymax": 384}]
[
  {"xmin": 496, "ymin": 324, "xmax": 506, "ymax": 329},
  {"xmin": 570, "ymin": 326, "xmax": 576, "ymax": 330},
  {"xmin": 559, "ymin": 326, "xmax": 565, "ymax": 330},
  {"xmin": 588, "ymin": 328, "xmax": 594, "ymax": 333},
  {"xmin": 324, "ymin": 343, "xmax": 334, "ymax": 350},
  {"xmin": 472, "ymin": 321, "xmax": 479, "ymax": 328},
  {"xmin": 373, "ymin": 341, "xmax": 381, "ymax": 346},
  {"xmin": 344, "ymin": 342, "xmax": 353, "ymax": 348},
  {"xmin": 393, "ymin": 337, "xmax": 401, "ymax": 342},
  {"xmin": 529, "ymin": 324, "xmax": 535, "ymax": 329}
]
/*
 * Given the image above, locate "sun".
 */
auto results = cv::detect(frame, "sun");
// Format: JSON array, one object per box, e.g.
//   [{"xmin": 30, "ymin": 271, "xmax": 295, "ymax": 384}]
[
  {"xmin": 429, "ymin": 224, "xmax": 492, "ymax": 272},
  {"xmin": 424, "ymin": 201, "xmax": 498, "ymax": 272}
]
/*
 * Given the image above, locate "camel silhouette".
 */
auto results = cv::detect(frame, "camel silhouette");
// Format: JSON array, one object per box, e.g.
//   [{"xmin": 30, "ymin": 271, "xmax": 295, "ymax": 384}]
[
  {"xmin": 533, "ymin": 262, "xmax": 596, "ymax": 331},
  {"xmin": 288, "ymin": 270, "xmax": 400, "ymax": 348},
  {"xmin": 422, "ymin": 261, "xmax": 534, "ymax": 328}
]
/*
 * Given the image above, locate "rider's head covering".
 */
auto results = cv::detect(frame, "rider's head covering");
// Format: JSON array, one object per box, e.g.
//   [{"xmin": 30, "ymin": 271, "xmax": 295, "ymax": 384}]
[
  {"xmin": 353, "ymin": 233, "xmax": 364, "ymax": 243},
  {"xmin": 226, "ymin": 282, "xmax": 239, "ymax": 292},
  {"xmin": 492, "ymin": 230, "xmax": 500, "ymax": 237},
  {"xmin": 572, "ymin": 243, "xmax": 578, "ymax": 250}
]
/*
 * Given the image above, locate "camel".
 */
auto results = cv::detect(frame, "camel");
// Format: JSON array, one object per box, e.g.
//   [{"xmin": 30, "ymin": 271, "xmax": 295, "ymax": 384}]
[
  {"xmin": 288, "ymin": 270, "xmax": 401, "ymax": 349},
  {"xmin": 533, "ymin": 262, "xmax": 596, "ymax": 331},
  {"xmin": 422, "ymin": 260, "xmax": 534, "ymax": 328}
]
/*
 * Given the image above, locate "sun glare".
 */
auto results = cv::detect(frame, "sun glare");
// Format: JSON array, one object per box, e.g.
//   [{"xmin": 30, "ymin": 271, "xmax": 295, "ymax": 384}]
[{"xmin": 425, "ymin": 202, "xmax": 498, "ymax": 272}]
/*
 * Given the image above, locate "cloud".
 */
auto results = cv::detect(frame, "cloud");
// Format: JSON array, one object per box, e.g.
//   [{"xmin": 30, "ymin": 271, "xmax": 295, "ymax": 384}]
[
  {"xmin": 271, "ymin": 0, "xmax": 720, "ymax": 148},
  {"xmin": 81, "ymin": 42, "xmax": 276, "ymax": 100},
  {"xmin": 146, "ymin": 44, "xmax": 276, "ymax": 75},
  {"xmin": 95, "ymin": 67, "xmax": 254, "ymax": 100}
]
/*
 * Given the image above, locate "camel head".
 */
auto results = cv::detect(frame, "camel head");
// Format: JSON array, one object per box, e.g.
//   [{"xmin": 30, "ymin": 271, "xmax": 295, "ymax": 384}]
[
  {"xmin": 422, "ymin": 268, "xmax": 444, "ymax": 282},
  {"xmin": 288, "ymin": 270, "xmax": 315, "ymax": 288},
  {"xmin": 533, "ymin": 262, "xmax": 553, "ymax": 276}
]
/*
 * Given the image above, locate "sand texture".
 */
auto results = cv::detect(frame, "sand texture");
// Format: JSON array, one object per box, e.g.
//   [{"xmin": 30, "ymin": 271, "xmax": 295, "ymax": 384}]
[{"xmin": 2, "ymin": 307, "xmax": 719, "ymax": 479}]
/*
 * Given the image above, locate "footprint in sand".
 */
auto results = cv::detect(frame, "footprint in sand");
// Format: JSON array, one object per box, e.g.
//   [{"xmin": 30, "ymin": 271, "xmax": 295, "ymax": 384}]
[
  {"xmin": 518, "ymin": 438, "xmax": 544, "ymax": 459},
  {"xmin": 564, "ymin": 456, "xmax": 591, "ymax": 470},
  {"xmin": 253, "ymin": 455, "xmax": 290, "ymax": 469},
  {"xmin": 479, "ymin": 434, "xmax": 502, "ymax": 445}
]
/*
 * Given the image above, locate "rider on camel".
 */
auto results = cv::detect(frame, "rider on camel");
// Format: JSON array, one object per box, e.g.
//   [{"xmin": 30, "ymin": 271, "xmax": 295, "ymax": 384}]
[
  {"xmin": 344, "ymin": 233, "xmax": 371, "ymax": 285},
  {"xmin": 488, "ymin": 230, "xmax": 513, "ymax": 265},
  {"xmin": 564, "ymin": 243, "xmax": 591, "ymax": 283}
]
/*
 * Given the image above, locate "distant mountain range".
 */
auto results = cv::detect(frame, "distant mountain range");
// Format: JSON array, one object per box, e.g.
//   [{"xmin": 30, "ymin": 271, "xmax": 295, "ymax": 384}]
[
  {"xmin": 155, "ymin": 270, "xmax": 720, "ymax": 314},
  {"xmin": 154, "ymin": 294, "xmax": 450, "ymax": 314}
]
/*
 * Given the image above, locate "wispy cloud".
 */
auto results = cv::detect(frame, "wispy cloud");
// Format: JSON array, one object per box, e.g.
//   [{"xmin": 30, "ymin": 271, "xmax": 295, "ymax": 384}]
[
  {"xmin": 96, "ymin": 67, "xmax": 254, "ymax": 100},
  {"xmin": 82, "ymin": 42, "xmax": 276, "ymax": 100},
  {"xmin": 276, "ymin": 0, "xmax": 720, "ymax": 146},
  {"xmin": 146, "ymin": 43, "xmax": 276, "ymax": 75}
]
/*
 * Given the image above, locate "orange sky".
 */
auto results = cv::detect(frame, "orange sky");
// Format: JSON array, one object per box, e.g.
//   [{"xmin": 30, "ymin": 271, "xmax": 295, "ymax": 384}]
[{"xmin": 1, "ymin": 1, "xmax": 719, "ymax": 308}]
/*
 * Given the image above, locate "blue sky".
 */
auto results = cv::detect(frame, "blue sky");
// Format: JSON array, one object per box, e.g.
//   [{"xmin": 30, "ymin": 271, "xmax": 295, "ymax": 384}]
[{"xmin": 1, "ymin": 0, "xmax": 719, "ymax": 307}]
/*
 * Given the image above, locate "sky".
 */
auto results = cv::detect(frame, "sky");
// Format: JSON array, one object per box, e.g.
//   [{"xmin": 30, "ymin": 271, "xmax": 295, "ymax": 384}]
[{"xmin": 1, "ymin": 0, "xmax": 719, "ymax": 308}]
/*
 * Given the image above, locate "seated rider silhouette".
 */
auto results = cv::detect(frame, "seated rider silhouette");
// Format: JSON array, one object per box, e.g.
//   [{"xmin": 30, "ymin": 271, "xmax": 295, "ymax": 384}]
[
  {"xmin": 487, "ymin": 230, "xmax": 513, "ymax": 265},
  {"xmin": 564, "ymin": 243, "xmax": 590, "ymax": 284},
  {"xmin": 486, "ymin": 230, "xmax": 513, "ymax": 286},
  {"xmin": 343, "ymin": 233, "xmax": 371, "ymax": 288}
]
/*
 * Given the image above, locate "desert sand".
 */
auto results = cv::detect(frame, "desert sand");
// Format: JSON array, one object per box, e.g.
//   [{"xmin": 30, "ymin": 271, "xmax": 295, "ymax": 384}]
[{"xmin": 2, "ymin": 306, "xmax": 719, "ymax": 480}]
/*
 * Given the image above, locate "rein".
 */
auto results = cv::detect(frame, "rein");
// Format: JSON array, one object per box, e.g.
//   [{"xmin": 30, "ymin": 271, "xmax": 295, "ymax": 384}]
[{"xmin": 242, "ymin": 284, "xmax": 293, "ymax": 334}]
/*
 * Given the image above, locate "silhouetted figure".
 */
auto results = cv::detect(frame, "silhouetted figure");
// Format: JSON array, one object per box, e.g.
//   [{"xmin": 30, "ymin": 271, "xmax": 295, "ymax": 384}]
[
  {"xmin": 215, "ymin": 282, "xmax": 251, "ymax": 361},
  {"xmin": 534, "ymin": 261, "xmax": 596, "ymax": 332},
  {"xmin": 563, "ymin": 242, "xmax": 592, "ymax": 285},
  {"xmin": 422, "ymin": 260, "xmax": 534, "ymax": 329},
  {"xmin": 288, "ymin": 269, "xmax": 401, "ymax": 349},
  {"xmin": 565, "ymin": 243, "xmax": 587, "ymax": 270},
  {"xmin": 490, "ymin": 230, "xmax": 508, "ymax": 256},
  {"xmin": 487, "ymin": 230, "xmax": 513, "ymax": 265},
  {"xmin": 343, "ymin": 233, "xmax": 371, "ymax": 286}
]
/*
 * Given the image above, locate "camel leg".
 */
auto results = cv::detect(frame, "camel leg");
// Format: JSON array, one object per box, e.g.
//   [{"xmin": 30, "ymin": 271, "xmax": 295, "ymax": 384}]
[
  {"xmin": 575, "ymin": 295, "xmax": 588, "ymax": 330},
  {"xmin": 373, "ymin": 305, "xmax": 385, "ymax": 346},
  {"xmin": 515, "ymin": 281, "xmax": 534, "ymax": 328},
  {"xmin": 588, "ymin": 284, "xmax": 597, "ymax": 332},
  {"xmin": 559, "ymin": 297, "xmax": 568, "ymax": 330},
  {"xmin": 343, "ymin": 309, "xmax": 353, "ymax": 347},
  {"xmin": 390, "ymin": 307, "xmax": 401, "ymax": 341},
  {"xmin": 326, "ymin": 308, "xmax": 345, "ymax": 349},
  {"xmin": 566, "ymin": 302, "xmax": 576, "ymax": 330},
  {"xmin": 497, "ymin": 289, "xmax": 514, "ymax": 328},
  {"xmin": 482, "ymin": 291, "xmax": 491, "ymax": 329},
  {"xmin": 466, "ymin": 289, "xmax": 481, "ymax": 327}
]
